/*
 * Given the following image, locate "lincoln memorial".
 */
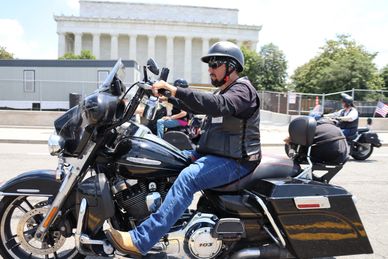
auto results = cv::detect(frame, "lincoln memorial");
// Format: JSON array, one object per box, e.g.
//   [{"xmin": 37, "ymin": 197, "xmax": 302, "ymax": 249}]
[{"xmin": 55, "ymin": 0, "xmax": 261, "ymax": 84}]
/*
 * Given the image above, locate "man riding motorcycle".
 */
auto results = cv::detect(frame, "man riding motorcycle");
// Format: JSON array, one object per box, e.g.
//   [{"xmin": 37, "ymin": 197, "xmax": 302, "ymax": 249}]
[
  {"xmin": 105, "ymin": 41, "xmax": 261, "ymax": 255},
  {"xmin": 326, "ymin": 93, "xmax": 359, "ymax": 138}
]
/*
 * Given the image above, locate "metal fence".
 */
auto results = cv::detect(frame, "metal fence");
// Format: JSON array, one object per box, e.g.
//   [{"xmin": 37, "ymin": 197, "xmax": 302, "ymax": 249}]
[
  {"xmin": 1, "ymin": 78, "xmax": 387, "ymax": 117},
  {"xmin": 260, "ymin": 88, "xmax": 388, "ymax": 117}
]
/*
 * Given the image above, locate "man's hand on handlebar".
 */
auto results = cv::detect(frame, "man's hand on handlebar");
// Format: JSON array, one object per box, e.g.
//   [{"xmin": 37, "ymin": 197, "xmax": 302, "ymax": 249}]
[
  {"xmin": 158, "ymin": 96, "xmax": 168, "ymax": 102},
  {"xmin": 152, "ymin": 80, "xmax": 177, "ymax": 97}
]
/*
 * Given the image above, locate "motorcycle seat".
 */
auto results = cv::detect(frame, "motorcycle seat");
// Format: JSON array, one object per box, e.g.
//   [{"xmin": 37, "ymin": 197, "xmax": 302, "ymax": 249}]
[
  {"xmin": 211, "ymin": 155, "xmax": 301, "ymax": 192},
  {"xmin": 167, "ymin": 125, "xmax": 188, "ymax": 132},
  {"xmin": 346, "ymin": 134, "xmax": 358, "ymax": 141},
  {"xmin": 357, "ymin": 127, "xmax": 369, "ymax": 133}
]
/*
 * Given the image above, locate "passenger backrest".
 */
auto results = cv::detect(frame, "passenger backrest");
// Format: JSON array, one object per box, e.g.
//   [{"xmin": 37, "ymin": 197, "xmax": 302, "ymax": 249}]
[{"xmin": 289, "ymin": 116, "xmax": 316, "ymax": 147}]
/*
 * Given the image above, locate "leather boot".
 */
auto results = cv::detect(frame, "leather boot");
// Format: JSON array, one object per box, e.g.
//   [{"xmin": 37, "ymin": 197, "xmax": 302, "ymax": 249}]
[{"xmin": 104, "ymin": 227, "xmax": 142, "ymax": 256}]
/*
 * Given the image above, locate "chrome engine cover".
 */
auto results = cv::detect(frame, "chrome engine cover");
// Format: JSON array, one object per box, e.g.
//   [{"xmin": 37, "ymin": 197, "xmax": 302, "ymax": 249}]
[
  {"xmin": 188, "ymin": 226, "xmax": 222, "ymax": 259},
  {"xmin": 157, "ymin": 213, "xmax": 223, "ymax": 259}
]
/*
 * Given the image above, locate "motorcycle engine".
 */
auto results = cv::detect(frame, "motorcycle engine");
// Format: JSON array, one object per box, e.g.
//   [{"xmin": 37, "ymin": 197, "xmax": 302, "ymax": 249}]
[
  {"xmin": 181, "ymin": 213, "xmax": 223, "ymax": 259},
  {"xmin": 111, "ymin": 178, "xmax": 169, "ymax": 220}
]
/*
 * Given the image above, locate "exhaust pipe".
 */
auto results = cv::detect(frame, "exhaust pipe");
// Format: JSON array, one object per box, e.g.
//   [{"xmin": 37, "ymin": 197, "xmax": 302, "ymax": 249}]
[{"xmin": 230, "ymin": 245, "xmax": 294, "ymax": 259}]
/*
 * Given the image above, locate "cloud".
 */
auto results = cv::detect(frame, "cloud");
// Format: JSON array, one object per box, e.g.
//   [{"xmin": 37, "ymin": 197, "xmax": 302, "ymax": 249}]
[{"xmin": 0, "ymin": 19, "xmax": 56, "ymax": 59}]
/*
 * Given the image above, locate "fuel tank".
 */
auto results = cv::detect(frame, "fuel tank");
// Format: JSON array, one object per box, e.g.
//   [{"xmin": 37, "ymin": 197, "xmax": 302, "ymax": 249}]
[{"xmin": 116, "ymin": 134, "xmax": 190, "ymax": 178}]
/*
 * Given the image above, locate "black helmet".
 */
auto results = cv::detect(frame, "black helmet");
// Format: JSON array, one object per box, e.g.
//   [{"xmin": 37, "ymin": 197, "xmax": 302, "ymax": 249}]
[
  {"xmin": 341, "ymin": 93, "xmax": 354, "ymax": 107},
  {"xmin": 201, "ymin": 41, "xmax": 244, "ymax": 72},
  {"xmin": 173, "ymin": 79, "xmax": 188, "ymax": 88}
]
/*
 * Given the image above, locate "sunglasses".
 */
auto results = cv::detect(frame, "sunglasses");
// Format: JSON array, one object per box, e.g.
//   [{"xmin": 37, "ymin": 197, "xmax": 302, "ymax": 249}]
[{"xmin": 208, "ymin": 60, "xmax": 227, "ymax": 69}]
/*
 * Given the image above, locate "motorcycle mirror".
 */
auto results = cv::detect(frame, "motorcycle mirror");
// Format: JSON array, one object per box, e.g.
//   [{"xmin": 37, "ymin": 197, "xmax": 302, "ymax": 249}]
[
  {"xmin": 110, "ymin": 76, "xmax": 123, "ymax": 96},
  {"xmin": 147, "ymin": 58, "xmax": 160, "ymax": 75}
]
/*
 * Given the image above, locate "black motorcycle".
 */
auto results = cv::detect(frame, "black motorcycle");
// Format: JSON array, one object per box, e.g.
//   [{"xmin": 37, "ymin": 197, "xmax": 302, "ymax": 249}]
[
  {"xmin": 0, "ymin": 59, "xmax": 373, "ymax": 259},
  {"xmin": 347, "ymin": 126, "xmax": 381, "ymax": 160},
  {"xmin": 314, "ymin": 113, "xmax": 381, "ymax": 160}
]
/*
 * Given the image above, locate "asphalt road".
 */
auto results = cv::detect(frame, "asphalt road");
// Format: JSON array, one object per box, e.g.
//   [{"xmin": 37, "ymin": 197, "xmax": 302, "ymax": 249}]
[{"xmin": 0, "ymin": 143, "xmax": 387, "ymax": 258}]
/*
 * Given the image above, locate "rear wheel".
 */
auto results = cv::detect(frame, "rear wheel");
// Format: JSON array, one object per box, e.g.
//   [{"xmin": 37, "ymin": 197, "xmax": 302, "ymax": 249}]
[
  {"xmin": 351, "ymin": 143, "xmax": 373, "ymax": 160},
  {"xmin": 0, "ymin": 196, "xmax": 84, "ymax": 259}
]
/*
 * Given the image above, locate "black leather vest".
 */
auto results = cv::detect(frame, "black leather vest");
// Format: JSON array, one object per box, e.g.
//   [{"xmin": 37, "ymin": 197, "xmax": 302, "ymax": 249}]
[
  {"xmin": 197, "ymin": 78, "xmax": 261, "ymax": 161},
  {"xmin": 338, "ymin": 108, "xmax": 359, "ymax": 129}
]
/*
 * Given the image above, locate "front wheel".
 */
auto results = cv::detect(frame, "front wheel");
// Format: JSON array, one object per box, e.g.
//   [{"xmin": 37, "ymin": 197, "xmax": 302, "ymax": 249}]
[
  {"xmin": 351, "ymin": 142, "xmax": 373, "ymax": 160},
  {"xmin": 0, "ymin": 196, "xmax": 84, "ymax": 259}
]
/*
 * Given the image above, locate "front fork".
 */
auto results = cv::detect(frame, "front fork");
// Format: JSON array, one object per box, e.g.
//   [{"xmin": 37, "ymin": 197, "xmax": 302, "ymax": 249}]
[{"xmin": 34, "ymin": 143, "xmax": 95, "ymax": 241}]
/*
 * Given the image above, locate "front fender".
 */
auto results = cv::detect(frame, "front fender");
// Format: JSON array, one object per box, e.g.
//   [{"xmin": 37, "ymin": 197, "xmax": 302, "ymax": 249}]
[{"xmin": 0, "ymin": 170, "xmax": 61, "ymax": 197}]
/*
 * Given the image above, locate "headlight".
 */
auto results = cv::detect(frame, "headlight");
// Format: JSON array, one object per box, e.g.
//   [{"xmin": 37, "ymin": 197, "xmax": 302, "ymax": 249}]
[{"xmin": 48, "ymin": 133, "xmax": 64, "ymax": 156}]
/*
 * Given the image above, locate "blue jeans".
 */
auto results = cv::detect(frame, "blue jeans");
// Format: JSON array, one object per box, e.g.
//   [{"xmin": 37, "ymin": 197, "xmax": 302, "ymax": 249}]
[
  {"xmin": 342, "ymin": 128, "xmax": 357, "ymax": 139},
  {"xmin": 157, "ymin": 118, "xmax": 182, "ymax": 138},
  {"xmin": 129, "ymin": 150, "xmax": 256, "ymax": 254}
]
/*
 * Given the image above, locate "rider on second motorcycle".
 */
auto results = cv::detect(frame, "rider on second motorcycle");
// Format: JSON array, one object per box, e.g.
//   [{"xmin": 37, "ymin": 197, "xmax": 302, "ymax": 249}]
[
  {"xmin": 326, "ymin": 93, "xmax": 359, "ymax": 138},
  {"xmin": 156, "ymin": 79, "xmax": 190, "ymax": 138}
]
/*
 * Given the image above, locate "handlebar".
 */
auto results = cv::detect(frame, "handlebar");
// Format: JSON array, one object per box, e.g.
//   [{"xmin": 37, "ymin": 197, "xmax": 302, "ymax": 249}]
[
  {"xmin": 158, "ymin": 67, "xmax": 171, "ymax": 97},
  {"xmin": 138, "ymin": 67, "xmax": 171, "ymax": 97},
  {"xmin": 159, "ymin": 67, "xmax": 169, "ymax": 81}
]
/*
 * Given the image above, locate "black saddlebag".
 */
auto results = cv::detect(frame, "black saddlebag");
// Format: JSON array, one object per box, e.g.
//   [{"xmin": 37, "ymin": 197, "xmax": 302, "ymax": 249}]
[
  {"xmin": 253, "ymin": 178, "xmax": 373, "ymax": 259},
  {"xmin": 359, "ymin": 132, "xmax": 382, "ymax": 147}
]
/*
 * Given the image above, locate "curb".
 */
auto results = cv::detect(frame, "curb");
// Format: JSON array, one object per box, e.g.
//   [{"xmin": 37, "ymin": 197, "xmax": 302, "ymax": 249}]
[{"xmin": 0, "ymin": 139, "xmax": 48, "ymax": 145}]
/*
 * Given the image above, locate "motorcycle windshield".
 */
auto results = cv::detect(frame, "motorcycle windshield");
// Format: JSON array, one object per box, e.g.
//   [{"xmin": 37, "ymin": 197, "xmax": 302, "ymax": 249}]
[{"xmin": 99, "ymin": 59, "xmax": 125, "ymax": 91}]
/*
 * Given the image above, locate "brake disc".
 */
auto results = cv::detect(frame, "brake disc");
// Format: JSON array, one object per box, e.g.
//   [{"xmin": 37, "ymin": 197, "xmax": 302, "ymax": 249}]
[{"xmin": 16, "ymin": 207, "xmax": 66, "ymax": 255}]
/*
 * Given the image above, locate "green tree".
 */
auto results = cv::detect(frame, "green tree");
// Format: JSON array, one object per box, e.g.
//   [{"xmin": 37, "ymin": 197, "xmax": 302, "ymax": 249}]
[
  {"xmin": 59, "ymin": 52, "xmax": 78, "ymax": 60},
  {"xmin": 240, "ymin": 44, "xmax": 288, "ymax": 91},
  {"xmin": 292, "ymin": 35, "xmax": 382, "ymax": 95},
  {"xmin": 258, "ymin": 43, "xmax": 288, "ymax": 91},
  {"xmin": 0, "ymin": 46, "xmax": 14, "ymax": 59},
  {"xmin": 59, "ymin": 50, "xmax": 96, "ymax": 60},
  {"xmin": 78, "ymin": 50, "xmax": 96, "ymax": 59},
  {"xmin": 240, "ymin": 46, "xmax": 263, "ymax": 90},
  {"xmin": 381, "ymin": 65, "xmax": 388, "ymax": 89}
]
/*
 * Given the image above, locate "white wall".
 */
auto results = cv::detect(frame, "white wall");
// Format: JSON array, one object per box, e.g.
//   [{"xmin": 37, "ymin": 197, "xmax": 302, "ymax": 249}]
[
  {"xmin": 118, "ymin": 35, "xmax": 129, "ymax": 59},
  {"xmin": 155, "ymin": 36, "xmax": 167, "ymax": 68},
  {"xmin": 100, "ymin": 34, "xmax": 110, "ymax": 59},
  {"xmin": 136, "ymin": 36, "xmax": 148, "ymax": 68},
  {"xmin": 82, "ymin": 34, "xmax": 92, "ymax": 51},
  {"xmin": 79, "ymin": 1, "xmax": 238, "ymax": 24},
  {"xmin": 192, "ymin": 38, "xmax": 202, "ymax": 84},
  {"xmin": 173, "ymin": 37, "xmax": 185, "ymax": 80}
]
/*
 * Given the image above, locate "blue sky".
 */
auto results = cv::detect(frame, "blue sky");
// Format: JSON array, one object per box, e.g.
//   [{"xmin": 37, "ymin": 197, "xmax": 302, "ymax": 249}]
[{"xmin": 1, "ymin": 0, "xmax": 387, "ymax": 75}]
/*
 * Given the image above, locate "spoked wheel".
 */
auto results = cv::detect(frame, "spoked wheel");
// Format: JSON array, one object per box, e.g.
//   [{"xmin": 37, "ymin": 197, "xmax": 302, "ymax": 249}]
[
  {"xmin": 351, "ymin": 142, "xmax": 373, "ymax": 161},
  {"xmin": 0, "ymin": 196, "xmax": 84, "ymax": 259}
]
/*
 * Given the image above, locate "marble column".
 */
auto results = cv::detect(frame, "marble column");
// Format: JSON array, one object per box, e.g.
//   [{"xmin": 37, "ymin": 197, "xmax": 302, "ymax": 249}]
[
  {"xmin": 129, "ymin": 34, "xmax": 137, "ymax": 61},
  {"xmin": 58, "ymin": 32, "xmax": 66, "ymax": 57},
  {"xmin": 148, "ymin": 35, "xmax": 155, "ymax": 58},
  {"xmin": 92, "ymin": 33, "xmax": 100, "ymax": 59},
  {"xmin": 166, "ymin": 36, "xmax": 174, "ymax": 82},
  {"xmin": 184, "ymin": 36, "xmax": 192, "ymax": 83},
  {"xmin": 201, "ymin": 37, "xmax": 210, "ymax": 84},
  {"xmin": 74, "ymin": 33, "xmax": 82, "ymax": 55},
  {"xmin": 110, "ymin": 34, "xmax": 119, "ymax": 59}
]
